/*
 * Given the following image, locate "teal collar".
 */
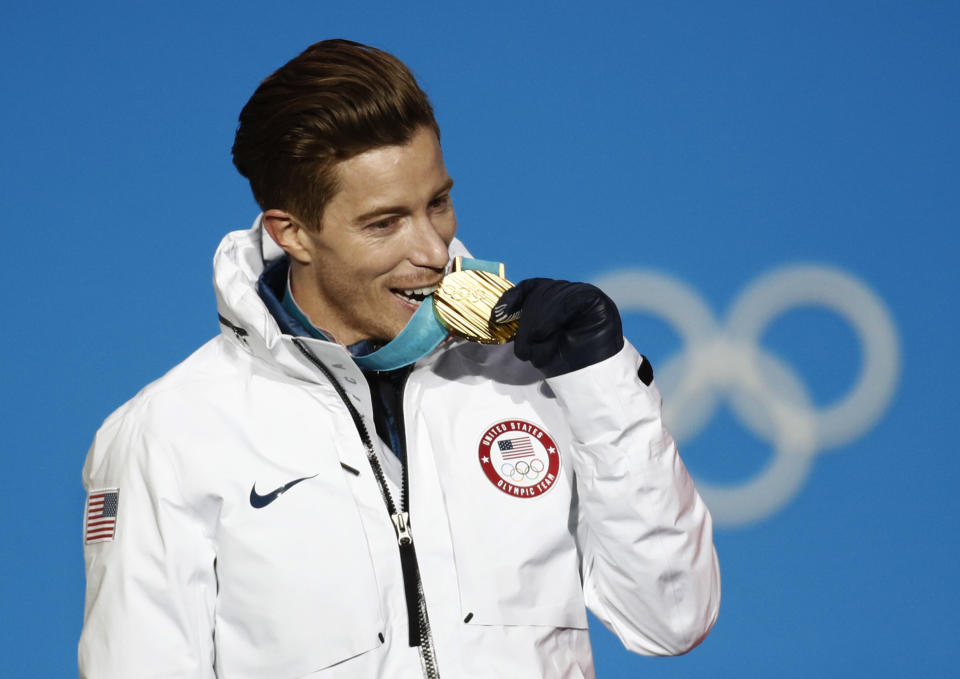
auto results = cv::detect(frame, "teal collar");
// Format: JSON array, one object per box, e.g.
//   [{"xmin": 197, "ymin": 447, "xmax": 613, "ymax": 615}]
[{"xmin": 281, "ymin": 284, "xmax": 329, "ymax": 342}]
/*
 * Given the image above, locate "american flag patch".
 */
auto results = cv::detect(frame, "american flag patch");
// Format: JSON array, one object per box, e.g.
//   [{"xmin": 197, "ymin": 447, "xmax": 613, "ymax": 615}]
[
  {"xmin": 85, "ymin": 489, "xmax": 119, "ymax": 544},
  {"xmin": 498, "ymin": 437, "xmax": 535, "ymax": 459}
]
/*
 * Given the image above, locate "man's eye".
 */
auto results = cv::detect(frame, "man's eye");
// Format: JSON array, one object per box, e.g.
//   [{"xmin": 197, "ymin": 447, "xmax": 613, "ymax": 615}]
[
  {"xmin": 368, "ymin": 216, "xmax": 400, "ymax": 230},
  {"xmin": 429, "ymin": 195, "xmax": 451, "ymax": 210}
]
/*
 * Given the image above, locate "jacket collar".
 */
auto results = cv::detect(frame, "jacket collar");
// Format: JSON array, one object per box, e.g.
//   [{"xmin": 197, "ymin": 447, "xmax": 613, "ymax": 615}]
[{"xmin": 213, "ymin": 215, "xmax": 470, "ymax": 389}]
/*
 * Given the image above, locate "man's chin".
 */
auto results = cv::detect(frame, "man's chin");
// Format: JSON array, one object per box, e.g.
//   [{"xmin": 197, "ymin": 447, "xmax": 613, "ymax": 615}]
[
  {"xmin": 363, "ymin": 320, "xmax": 412, "ymax": 347},
  {"xmin": 350, "ymin": 303, "xmax": 419, "ymax": 346}
]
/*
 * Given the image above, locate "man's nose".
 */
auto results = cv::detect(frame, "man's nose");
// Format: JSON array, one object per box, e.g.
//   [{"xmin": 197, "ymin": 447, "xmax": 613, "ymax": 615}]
[{"xmin": 408, "ymin": 214, "xmax": 453, "ymax": 270}]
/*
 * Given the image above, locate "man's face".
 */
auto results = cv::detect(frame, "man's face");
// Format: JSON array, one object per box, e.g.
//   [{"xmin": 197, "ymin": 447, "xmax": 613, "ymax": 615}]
[{"xmin": 294, "ymin": 126, "xmax": 457, "ymax": 346}]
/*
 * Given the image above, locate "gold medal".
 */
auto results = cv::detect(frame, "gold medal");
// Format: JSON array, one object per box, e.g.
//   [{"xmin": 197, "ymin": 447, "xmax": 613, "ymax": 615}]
[{"xmin": 434, "ymin": 257, "xmax": 519, "ymax": 344}]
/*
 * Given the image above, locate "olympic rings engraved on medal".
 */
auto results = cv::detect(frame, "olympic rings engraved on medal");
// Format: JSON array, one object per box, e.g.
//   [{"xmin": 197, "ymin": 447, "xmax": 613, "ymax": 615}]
[
  {"xmin": 593, "ymin": 265, "xmax": 901, "ymax": 526},
  {"xmin": 448, "ymin": 285, "xmax": 483, "ymax": 304}
]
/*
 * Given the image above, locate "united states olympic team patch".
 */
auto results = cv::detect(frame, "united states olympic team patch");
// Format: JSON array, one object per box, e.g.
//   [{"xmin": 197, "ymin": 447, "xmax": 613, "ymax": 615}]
[{"xmin": 478, "ymin": 419, "xmax": 560, "ymax": 498}]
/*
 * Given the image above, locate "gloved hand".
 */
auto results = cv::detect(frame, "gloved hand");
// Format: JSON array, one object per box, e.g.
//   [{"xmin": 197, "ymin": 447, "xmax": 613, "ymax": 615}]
[{"xmin": 493, "ymin": 278, "xmax": 624, "ymax": 377}]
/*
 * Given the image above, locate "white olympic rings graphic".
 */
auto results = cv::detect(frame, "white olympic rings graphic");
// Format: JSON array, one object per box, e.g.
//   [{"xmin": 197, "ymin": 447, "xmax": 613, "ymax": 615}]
[{"xmin": 594, "ymin": 265, "xmax": 900, "ymax": 526}]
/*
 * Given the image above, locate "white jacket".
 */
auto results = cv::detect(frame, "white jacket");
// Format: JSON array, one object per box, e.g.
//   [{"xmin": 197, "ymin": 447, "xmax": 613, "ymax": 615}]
[{"xmin": 80, "ymin": 219, "xmax": 720, "ymax": 678}]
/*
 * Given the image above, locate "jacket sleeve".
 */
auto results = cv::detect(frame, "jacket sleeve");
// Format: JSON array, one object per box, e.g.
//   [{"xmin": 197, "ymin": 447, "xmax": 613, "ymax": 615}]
[
  {"xmin": 545, "ymin": 341, "xmax": 721, "ymax": 655},
  {"xmin": 78, "ymin": 405, "xmax": 218, "ymax": 678}
]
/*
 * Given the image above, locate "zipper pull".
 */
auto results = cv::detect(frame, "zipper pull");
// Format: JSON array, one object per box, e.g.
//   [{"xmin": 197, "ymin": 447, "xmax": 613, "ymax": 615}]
[{"xmin": 391, "ymin": 511, "xmax": 412, "ymax": 545}]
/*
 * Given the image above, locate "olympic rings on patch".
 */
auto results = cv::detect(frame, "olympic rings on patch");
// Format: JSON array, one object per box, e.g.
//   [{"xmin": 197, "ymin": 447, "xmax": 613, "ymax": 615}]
[
  {"xmin": 497, "ymin": 456, "xmax": 545, "ymax": 482},
  {"xmin": 594, "ymin": 264, "xmax": 900, "ymax": 526}
]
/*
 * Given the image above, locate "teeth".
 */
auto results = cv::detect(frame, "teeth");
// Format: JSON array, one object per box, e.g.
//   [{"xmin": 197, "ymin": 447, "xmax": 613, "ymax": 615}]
[
  {"xmin": 409, "ymin": 285, "xmax": 438, "ymax": 296},
  {"xmin": 395, "ymin": 284, "xmax": 438, "ymax": 301}
]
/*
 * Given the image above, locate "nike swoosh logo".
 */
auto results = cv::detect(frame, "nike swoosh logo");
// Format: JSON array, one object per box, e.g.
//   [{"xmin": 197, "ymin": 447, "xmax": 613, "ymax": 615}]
[{"xmin": 249, "ymin": 474, "xmax": 317, "ymax": 508}]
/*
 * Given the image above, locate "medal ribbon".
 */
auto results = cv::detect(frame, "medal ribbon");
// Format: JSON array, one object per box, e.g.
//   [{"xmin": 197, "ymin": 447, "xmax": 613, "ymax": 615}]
[{"xmin": 352, "ymin": 258, "xmax": 503, "ymax": 371}]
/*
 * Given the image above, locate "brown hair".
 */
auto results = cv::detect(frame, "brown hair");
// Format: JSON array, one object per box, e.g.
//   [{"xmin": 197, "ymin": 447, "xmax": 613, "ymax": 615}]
[{"xmin": 232, "ymin": 39, "xmax": 439, "ymax": 229}]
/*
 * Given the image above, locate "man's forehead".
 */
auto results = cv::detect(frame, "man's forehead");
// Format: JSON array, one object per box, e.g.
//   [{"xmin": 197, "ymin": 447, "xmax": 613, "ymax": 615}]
[
  {"xmin": 329, "ymin": 130, "xmax": 451, "ymax": 214},
  {"xmin": 339, "ymin": 128, "xmax": 445, "ymax": 178}
]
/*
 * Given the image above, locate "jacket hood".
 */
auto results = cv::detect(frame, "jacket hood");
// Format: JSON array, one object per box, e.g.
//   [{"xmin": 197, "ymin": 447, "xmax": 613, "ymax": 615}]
[{"xmin": 212, "ymin": 215, "xmax": 470, "ymax": 384}]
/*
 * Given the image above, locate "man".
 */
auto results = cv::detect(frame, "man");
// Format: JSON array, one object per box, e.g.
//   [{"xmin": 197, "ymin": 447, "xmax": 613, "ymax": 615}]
[{"xmin": 80, "ymin": 39, "xmax": 720, "ymax": 678}]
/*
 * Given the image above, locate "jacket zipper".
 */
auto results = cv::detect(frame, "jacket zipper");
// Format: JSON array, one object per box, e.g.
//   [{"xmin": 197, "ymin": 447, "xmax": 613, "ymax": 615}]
[
  {"xmin": 291, "ymin": 339, "xmax": 439, "ymax": 678},
  {"xmin": 395, "ymin": 376, "xmax": 440, "ymax": 678}
]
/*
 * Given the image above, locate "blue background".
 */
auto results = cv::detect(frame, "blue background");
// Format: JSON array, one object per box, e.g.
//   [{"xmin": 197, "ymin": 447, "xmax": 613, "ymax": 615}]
[{"xmin": 2, "ymin": 1, "xmax": 957, "ymax": 676}]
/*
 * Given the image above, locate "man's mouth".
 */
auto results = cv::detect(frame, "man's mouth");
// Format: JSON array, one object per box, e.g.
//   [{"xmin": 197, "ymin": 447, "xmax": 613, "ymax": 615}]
[{"xmin": 391, "ymin": 284, "xmax": 439, "ymax": 306}]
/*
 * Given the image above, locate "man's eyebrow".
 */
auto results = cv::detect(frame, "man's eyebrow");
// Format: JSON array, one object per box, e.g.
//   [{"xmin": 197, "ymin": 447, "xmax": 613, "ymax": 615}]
[
  {"xmin": 353, "ymin": 178, "xmax": 455, "ymax": 224},
  {"xmin": 354, "ymin": 204, "xmax": 407, "ymax": 224}
]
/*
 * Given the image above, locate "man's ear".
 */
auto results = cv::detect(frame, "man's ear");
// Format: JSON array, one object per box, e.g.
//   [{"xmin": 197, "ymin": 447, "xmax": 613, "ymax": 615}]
[{"xmin": 262, "ymin": 209, "xmax": 315, "ymax": 264}]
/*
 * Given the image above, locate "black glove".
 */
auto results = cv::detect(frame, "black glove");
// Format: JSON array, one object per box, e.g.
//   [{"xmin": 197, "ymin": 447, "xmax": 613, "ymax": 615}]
[{"xmin": 493, "ymin": 278, "xmax": 624, "ymax": 377}]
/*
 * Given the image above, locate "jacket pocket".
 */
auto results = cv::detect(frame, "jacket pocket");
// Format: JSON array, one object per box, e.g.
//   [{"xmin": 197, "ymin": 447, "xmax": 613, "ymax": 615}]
[
  {"xmin": 214, "ymin": 468, "xmax": 385, "ymax": 678},
  {"xmin": 436, "ymin": 420, "xmax": 589, "ymax": 630}
]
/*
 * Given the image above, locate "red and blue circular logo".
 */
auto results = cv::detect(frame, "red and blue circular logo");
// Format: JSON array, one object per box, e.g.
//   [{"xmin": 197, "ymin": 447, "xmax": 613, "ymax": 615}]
[{"xmin": 478, "ymin": 419, "xmax": 561, "ymax": 498}]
